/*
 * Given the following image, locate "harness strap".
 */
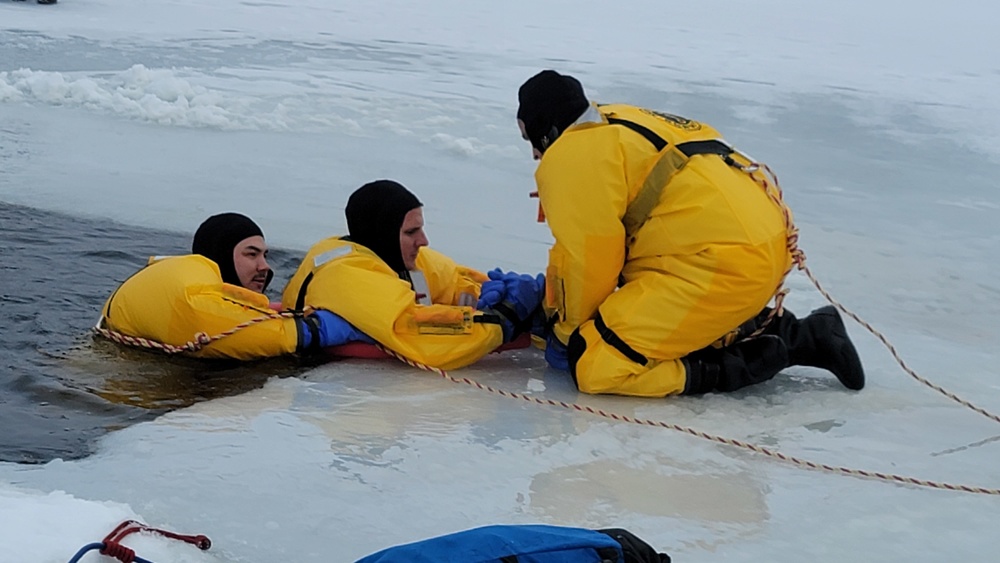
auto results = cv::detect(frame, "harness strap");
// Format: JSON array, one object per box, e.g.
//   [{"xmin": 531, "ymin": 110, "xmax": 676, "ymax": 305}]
[
  {"xmin": 676, "ymin": 139, "xmax": 735, "ymax": 158},
  {"xmin": 601, "ymin": 116, "xmax": 753, "ymax": 362},
  {"xmin": 610, "ymin": 117, "xmax": 735, "ymax": 240},
  {"xmin": 294, "ymin": 272, "xmax": 314, "ymax": 313},
  {"xmin": 474, "ymin": 312, "xmax": 504, "ymax": 326},
  {"xmin": 607, "ymin": 117, "xmax": 666, "ymax": 151},
  {"xmin": 594, "ymin": 313, "xmax": 647, "ymax": 366}
]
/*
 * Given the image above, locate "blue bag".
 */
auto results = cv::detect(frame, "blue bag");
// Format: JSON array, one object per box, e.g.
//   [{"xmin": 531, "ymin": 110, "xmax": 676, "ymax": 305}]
[{"xmin": 355, "ymin": 524, "xmax": 625, "ymax": 563}]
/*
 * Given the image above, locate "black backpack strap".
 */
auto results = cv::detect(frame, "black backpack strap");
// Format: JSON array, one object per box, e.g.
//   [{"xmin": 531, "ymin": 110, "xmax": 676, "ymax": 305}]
[{"xmin": 598, "ymin": 529, "xmax": 671, "ymax": 563}]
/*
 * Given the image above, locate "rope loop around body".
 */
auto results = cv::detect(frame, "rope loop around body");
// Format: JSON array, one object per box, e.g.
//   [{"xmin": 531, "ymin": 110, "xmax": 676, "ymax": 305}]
[
  {"xmin": 739, "ymin": 161, "xmax": 801, "ymax": 338},
  {"xmin": 93, "ymin": 311, "xmax": 297, "ymax": 355}
]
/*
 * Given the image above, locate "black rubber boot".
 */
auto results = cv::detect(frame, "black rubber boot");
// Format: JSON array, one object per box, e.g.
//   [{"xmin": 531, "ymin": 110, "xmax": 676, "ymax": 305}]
[
  {"xmin": 762, "ymin": 306, "xmax": 865, "ymax": 390},
  {"xmin": 681, "ymin": 335, "xmax": 789, "ymax": 394}
]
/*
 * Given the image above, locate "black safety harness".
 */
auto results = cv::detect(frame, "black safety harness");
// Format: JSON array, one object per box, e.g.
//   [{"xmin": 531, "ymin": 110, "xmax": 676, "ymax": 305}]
[{"xmin": 582, "ymin": 116, "xmax": 740, "ymax": 367}]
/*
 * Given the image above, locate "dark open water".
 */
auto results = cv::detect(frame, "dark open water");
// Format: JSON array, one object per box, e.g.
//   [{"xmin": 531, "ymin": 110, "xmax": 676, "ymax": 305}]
[{"xmin": 0, "ymin": 202, "xmax": 308, "ymax": 463}]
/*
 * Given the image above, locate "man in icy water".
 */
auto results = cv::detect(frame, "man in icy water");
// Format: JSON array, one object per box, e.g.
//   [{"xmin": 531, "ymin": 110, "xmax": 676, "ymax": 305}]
[
  {"xmin": 191, "ymin": 212, "xmax": 274, "ymax": 294},
  {"xmin": 504, "ymin": 69, "xmax": 865, "ymax": 397},
  {"xmin": 282, "ymin": 180, "xmax": 542, "ymax": 370},
  {"xmin": 99, "ymin": 212, "xmax": 368, "ymax": 360}
]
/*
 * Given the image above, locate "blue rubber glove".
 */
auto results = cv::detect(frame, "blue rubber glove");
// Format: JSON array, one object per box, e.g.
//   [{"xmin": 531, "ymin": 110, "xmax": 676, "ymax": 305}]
[
  {"xmin": 545, "ymin": 334, "xmax": 569, "ymax": 371},
  {"xmin": 503, "ymin": 271, "xmax": 545, "ymax": 321},
  {"xmin": 477, "ymin": 269, "xmax": 545, "ymax": 342},
  {"xmin": 476, "ymin": 273, "xmax": 506, "ymax": 311},
  {"xmin": 302, "ymin": 310, "xmax": 374, "ymax": 349},
  {"xmin": 477, "ymin": 269, "xmax": 545, "ymax": 318}
]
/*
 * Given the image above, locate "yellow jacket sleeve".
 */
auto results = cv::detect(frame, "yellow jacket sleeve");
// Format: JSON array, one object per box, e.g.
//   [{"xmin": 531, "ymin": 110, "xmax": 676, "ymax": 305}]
[
  {"xmin": 536, "ymin": 125, "xmax": 629, "ymax": 345},
  {"xmin": 415, "ymin": 247, "xmax": 487, "ymax": 307}
]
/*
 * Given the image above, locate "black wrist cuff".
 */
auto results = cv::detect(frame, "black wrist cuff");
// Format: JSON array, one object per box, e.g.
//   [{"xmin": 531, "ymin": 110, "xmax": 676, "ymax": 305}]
[{"xmin": 298, "ymin": 315, "xmax": 322, "ymax": 354}]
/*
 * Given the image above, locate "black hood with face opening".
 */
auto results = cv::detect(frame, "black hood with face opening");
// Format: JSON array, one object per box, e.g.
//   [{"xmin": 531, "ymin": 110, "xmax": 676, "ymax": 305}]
[
  {"xmin": 345, "ymin": 180, "xmax": 423, "ymax": 274},
  {"xmin": 191, "ymin": 212, "xmax": 271, "ymax": 290}
]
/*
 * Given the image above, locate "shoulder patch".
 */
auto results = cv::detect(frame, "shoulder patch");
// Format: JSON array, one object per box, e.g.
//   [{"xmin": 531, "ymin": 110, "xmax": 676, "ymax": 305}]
[{"xmin": 640, "ymin": 108, "xmax": 702, "ymax": 131}]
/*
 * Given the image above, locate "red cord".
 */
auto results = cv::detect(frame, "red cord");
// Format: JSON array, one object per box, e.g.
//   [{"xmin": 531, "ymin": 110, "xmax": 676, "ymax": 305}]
[
  {"xmin": 99, "ymin": 542, "xmax": 136, "ymax": 563},
  {"xmin": 101, "ymin": 519, "xmax": 212, "ymax": 553}
]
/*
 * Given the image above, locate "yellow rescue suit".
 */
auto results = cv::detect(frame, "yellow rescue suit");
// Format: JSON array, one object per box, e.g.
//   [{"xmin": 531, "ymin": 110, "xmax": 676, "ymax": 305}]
[
  {"xmin": 538, "ymin": 104, "xmax": 792, "ymax": 397},
  {"xmin": 100, "ymin": 255, "xmax": 300, "ymax": 360},
  {"xmin": 281, "ymin": 238, "xmax": 503, "ymax": 370}
]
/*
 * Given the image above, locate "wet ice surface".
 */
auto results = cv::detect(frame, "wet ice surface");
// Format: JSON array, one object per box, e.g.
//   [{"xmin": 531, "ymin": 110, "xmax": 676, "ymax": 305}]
[
  {"xmin": 4, "ymin": 350, "xmax": 1000, "ymax": 562},
  {"xmin": 1, "ymin": 1, "xmax": 999, "ymax": 561}
]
